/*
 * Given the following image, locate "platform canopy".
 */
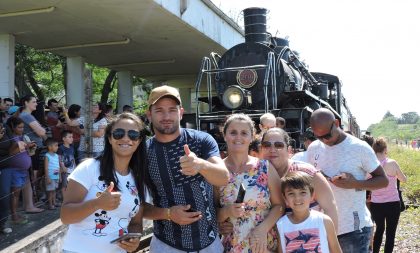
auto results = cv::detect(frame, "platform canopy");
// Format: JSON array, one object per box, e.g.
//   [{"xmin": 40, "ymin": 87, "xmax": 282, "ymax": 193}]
[{"xmin": 0, "ymin": 0, "xmax": 244, "ymax": 87}]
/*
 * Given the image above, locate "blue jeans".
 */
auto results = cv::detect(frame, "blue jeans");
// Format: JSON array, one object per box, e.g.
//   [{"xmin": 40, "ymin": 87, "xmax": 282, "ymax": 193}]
[
  {"xmin": 0, "ymin": 168, "xmax": 13, "ymax": 228},
  {"xmin": 338, "ymin": 226, "xmax": 373, "ymax": 253}
]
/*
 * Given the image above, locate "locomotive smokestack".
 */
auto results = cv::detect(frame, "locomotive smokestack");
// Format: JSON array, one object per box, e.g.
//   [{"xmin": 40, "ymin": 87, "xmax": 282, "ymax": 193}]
[{"xmin": 243, "ymin": 7, "xmax": 268, "ymax": 43}]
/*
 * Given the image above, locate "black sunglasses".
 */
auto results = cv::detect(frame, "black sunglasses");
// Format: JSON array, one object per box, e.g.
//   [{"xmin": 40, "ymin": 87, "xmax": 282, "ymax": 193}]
[
  {"xmin": 261, "ymin": 141, "xmax": 286, "ymax": 150},
  {"xmin": 111, "ymin": 128, "xmax": 141, "ymax": 141},
  {"xmin": 315, "ymin": 122, "xmax": 335, "ymax": 140}
]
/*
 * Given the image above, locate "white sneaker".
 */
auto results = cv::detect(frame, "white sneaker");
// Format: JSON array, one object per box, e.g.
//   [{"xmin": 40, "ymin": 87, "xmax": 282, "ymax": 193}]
[{"xmin": 2, "ymin": 227, "xmax": 12, "ymax": 234}]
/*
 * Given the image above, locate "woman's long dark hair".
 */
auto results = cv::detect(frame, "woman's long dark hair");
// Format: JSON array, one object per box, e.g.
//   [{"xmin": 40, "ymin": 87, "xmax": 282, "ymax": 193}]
[
  {"xmin": 94, "ymin": 103, "xmax": 107, "ymax": 123},
  {"xmin": 6, "ymin": 117, "xmax": 24, "ymax": 132},
  {"xmin": 96, "ymin": 113, "xmax": 147, "ymax": 201},
  {"xmin": 68, "ymin": 104, "xmax": 81, "ymax": 119}
]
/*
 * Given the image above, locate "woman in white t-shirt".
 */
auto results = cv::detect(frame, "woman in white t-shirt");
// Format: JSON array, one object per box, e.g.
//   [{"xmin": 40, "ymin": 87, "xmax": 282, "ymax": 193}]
[
  {"xmin": 91, "ymin": 103, "xmax": 108, "ymax": 157},
  {"xmin": 61, "ymin": 113, "xmax": 147, "ymax": 253}
]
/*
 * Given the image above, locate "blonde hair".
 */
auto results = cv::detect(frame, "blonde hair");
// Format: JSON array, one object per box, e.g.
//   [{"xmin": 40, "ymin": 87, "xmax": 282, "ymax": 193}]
[{"xmin": 260, "ymin": 113, "xmax": 276, "ymax": 125}]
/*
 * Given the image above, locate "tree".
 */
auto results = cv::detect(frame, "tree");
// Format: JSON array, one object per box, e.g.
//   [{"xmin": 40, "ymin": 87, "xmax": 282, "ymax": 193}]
[
  {"xmin": 400, "ymin": 112, "xmax": 419, "ymax": 124},
  {"xmin": 383, "ymin": 111, "xmax": 395, "ymax": 120},
  {"xmin": 15, "ymin": 44, "xmax": 66, "ymax": 102}
]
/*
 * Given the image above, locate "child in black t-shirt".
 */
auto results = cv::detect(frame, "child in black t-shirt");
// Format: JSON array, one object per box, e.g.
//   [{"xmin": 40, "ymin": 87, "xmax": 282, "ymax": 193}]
[{"xmin": 58, "ymin": 130, "xmax": 75, "ymax": 195}]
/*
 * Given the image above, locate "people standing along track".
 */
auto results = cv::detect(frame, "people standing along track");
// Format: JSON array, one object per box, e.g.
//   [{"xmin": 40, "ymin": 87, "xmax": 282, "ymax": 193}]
[
  {"xmin": 61, "ymin": 113, "xmax": 147, "ymax": 253},
  {"xmin": 143, "ymin": 85, "xmax": 229, "ymax": 252},
  {"xmin": 306, "ymin": 108, "xmax": 388, "ymax": 253},
  {"xmin": 370, "ymin": 138, "xmax": 407, "ymax": 253},
  {"xmin": 91, "ymin": 103, "xmax": 107, "ymax": 158},
  {"xmin": 260, "ymin": 128, "xmax": 338, "ymax": 229},
  {"xmin": 215, "ymin": 114, "xmax": 283, "ymax": 253},
  {"xmin": 19, "ymin": 95, "xmax": 46, "ymax": 213}
]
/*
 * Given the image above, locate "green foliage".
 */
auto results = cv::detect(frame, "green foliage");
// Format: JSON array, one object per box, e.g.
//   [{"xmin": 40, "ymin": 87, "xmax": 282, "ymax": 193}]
[
  {"xmin": 15, "ymin": 44, "xmax": 66, "ymax": 101},
  {"xmin": 132, "ymin": 78, "xmax": 151, "ymax": 116},
  {"xmin": 388, "ymin": 145, "xmax": 420, "ymax": 204},
  {"xmin": 88, "ymin": 64, "xmax": 118, "ymax": 106},
  {"xmin": 368, "ymin": 112, "xmax": 420, "ymax": 141},
  {"xmin": 383, "ymin": 110, "xmax": 395, "ymax": 120},
  {"xmin": 399, "ymin": 112, "xmax": 420, "ymax": 124}
]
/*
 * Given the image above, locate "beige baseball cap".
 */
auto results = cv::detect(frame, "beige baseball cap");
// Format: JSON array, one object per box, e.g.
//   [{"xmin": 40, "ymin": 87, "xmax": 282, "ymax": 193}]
[{"xmin": 147, "ymin": 85, "xmax": 182, "ymax": 107}]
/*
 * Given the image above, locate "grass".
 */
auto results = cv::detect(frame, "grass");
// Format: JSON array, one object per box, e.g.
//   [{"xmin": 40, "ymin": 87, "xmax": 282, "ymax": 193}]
[
  {"xmin": 393, "ymin": 207, "xmax": 420, "ymax": 252},
  {"xmin": 388, "ymin": 145, "xmax": 420, "ymax": 205}
]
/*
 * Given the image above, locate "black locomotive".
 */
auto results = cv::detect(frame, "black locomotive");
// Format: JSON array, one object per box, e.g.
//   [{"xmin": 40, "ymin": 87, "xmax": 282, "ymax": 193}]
[{"xmin": 190, "ymin": 7, "xmax": 359, "ymax": 149}]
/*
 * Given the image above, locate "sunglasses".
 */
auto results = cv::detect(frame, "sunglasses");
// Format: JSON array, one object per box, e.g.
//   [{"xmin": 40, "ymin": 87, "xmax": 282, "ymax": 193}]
[
  {"xmin": 314, "ymin": 122, "xmax": 335, "ymax": 140},
  {"xmin": 261, "ymin": 141, "xmax": 286, "ymax": 150},
  {"xmin": 111, "ymin": 128, "xmax": 141, "ymax": 141}
]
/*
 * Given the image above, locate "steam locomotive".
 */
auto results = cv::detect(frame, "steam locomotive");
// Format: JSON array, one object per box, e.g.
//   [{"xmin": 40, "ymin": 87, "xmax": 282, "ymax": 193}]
[{"xmin": 190, "ymin": 7, "xmax": 359, "ymax": 149}]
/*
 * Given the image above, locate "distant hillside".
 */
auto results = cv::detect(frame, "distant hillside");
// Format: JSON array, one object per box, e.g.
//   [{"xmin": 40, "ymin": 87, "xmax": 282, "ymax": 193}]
[{"xmin": 367, "ymin": 111, "xmax": 420, "ymax": 141}]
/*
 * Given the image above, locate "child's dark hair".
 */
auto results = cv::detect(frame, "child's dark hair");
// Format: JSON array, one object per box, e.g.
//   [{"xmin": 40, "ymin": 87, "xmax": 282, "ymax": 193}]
[
  {"xmin": 45, "ymin": 138, "xmax": 58, "ymax": 147},
  {"xmin": 61, "ymin": 130, "xmax": 73, "ymax": 139},
  {"xmin": 280, "ymin": 171, "xmax": 314, "ymax": 195},
  {"xmin": 248, "ymin": 138, "xmax": 261, "ymax": 154}
]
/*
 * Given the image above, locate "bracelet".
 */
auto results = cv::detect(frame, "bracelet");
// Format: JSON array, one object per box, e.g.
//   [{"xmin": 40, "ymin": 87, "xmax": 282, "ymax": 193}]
[{"xmin": 166, "ymin": 207, "xmax": 171, "ymax": 221}]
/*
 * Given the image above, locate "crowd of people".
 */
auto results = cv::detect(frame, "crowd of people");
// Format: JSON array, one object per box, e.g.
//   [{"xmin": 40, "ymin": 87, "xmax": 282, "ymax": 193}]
[
  {"xmin": 0, "ymin": 86, "xmax": 408, "ymax": 253},
  {"xmin": 0, "ymin": 96, "xmax": 135, "ymax": 235}
]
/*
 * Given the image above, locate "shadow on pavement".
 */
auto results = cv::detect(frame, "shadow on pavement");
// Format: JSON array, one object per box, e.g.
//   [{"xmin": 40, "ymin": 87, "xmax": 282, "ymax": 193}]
[{"xmin": 0, "ymin": 203, "xmax": 60, "ymax": 251}]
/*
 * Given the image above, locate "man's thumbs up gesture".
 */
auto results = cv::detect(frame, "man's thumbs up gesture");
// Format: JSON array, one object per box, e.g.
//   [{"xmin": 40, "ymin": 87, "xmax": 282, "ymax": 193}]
[{"xmin": 179, "ymin": 144, "xmax": 203, "ymax": 176}]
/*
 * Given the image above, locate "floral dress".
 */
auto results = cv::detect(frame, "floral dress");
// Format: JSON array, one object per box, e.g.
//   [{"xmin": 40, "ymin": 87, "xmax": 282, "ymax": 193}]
[{"xmin": 219, "ymin": 159, "xmax": 278, "ymax": 252}]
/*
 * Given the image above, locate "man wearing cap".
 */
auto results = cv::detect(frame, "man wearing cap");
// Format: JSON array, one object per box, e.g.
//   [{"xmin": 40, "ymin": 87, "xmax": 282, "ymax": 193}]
[
  {"xmin": 291, "ymin": 127, "xmax": 316, "ymax": 162},
  {"xmin": 143, "ymin": 85, "xmax": 229, "ymax": 252}
]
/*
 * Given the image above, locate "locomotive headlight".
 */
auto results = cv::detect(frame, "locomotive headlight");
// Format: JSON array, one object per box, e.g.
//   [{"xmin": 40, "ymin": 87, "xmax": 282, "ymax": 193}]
[{"xmin": 222, "ymin": 85, "xmax": 251, "ymax": 110}]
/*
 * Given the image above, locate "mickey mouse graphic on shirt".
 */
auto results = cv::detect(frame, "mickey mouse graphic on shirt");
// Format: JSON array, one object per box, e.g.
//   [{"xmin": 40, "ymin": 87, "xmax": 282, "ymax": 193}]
[
  {"xmin": 125, "ymin": 180, "xmax": 140, "ymax": 218},
  {"xmin": 93, "ymin": 210, "xmax": 111, "ymax": 236},
  {"xmin": 90, "ymin": 179, "xmax": 140, "ymax": 237},
  {"xmin": 96, "ymin": 176, "xmax": 108, "ymax": 192}
]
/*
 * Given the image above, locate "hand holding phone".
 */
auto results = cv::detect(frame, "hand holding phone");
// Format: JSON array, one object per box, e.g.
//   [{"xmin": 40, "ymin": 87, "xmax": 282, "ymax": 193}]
[
  {"xmin": 110, "ymin": 233, "xmax": 142, "ymax": 244},
  {"xmin": 235, "ymin": 183, "xmax": 246, "ymax": 203}
]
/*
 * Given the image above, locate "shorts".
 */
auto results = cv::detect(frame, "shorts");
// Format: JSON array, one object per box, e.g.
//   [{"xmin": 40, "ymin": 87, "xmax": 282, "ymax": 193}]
[
  {"xmin": 11, "ymin": 170, "xmax": 29, "ymax": 188},
  {"xmin": 338, "ymin": 226, "xmax": 372, "ymax": 253},
  {"xmin": 46, "ymin": 179, "xmax": 59, "ymax": 191}
]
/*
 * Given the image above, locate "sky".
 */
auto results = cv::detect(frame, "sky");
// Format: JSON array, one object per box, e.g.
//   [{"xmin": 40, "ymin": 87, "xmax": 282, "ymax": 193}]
[{"xmin": 211, "ymin": 0, "xmax": 419, "ymax": 130}]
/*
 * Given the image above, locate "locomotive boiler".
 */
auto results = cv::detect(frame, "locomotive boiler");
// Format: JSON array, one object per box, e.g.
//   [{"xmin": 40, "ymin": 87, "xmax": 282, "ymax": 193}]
[{"xmin": 192, "ymin": 7, "xmax": 359, "ymax": 149}]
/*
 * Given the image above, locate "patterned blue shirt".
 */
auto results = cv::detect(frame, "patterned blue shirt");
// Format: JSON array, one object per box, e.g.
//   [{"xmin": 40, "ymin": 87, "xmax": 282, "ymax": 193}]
[{"xmin": 146, "ymin": 128, "xmax": 220, "ymax": 251}]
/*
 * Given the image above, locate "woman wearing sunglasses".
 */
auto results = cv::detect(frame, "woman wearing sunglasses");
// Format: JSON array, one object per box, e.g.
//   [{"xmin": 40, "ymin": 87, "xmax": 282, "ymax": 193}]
[
  {"xmin": 260, "ymin": 128, "xmax": 338, "ymax": 230},
  {"xmin": 215, "ymin": 114, "xmax": 284, "ymax": 253},
  {"xmin": 61, "ymin": 113, "xmax": 147, "ymax": 253}
]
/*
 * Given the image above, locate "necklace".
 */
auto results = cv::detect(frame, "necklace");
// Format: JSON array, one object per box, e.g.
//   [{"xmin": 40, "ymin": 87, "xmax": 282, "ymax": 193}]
[{"xmin": 225, "ymin": 157, "xmax": 255, "ymax": 175}]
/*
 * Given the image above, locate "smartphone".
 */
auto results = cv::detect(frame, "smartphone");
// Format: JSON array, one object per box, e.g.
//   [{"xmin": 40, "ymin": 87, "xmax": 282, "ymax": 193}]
[
  {"xmin": 110, "ymin": 233, "xmax": 142, "ymax": 244},
  {"xmin": 235, "ymin": 183, "xmax": 246, "ymax": 203}
]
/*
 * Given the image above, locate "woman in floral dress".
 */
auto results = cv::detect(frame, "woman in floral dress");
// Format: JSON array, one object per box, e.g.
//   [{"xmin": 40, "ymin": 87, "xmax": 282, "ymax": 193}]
[{"xmin": 215, "ymin": 114, "xmax": 284, "ymax": 253}]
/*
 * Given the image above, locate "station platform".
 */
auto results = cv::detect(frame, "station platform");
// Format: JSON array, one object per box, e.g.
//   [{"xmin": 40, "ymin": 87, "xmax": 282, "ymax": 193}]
[{"xmin": 0, "ymin": 202, "xmax": 63, "ymax": 253}]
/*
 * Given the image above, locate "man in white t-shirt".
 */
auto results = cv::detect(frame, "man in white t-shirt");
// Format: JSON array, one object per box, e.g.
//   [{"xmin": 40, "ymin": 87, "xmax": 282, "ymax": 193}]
[{"xmin": 306, "ymin": 108, "xmax": 388, "ymax": 253}]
